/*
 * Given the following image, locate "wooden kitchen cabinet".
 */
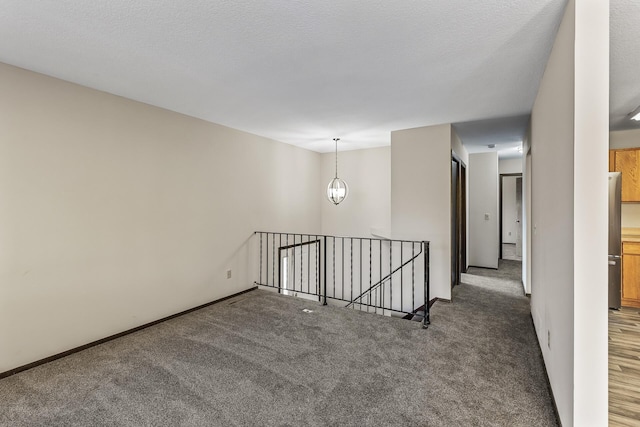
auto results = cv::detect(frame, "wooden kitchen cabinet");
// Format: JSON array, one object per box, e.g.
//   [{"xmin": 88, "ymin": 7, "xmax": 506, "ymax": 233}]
[
  {"xmin": 610, "ymin": 148, "xmax": 640, "ymax": 202},
  {"xmin": 609, "ymin": 150, "xmax": 615, "ymax": 172},
  {"xmin": 622, "ymin": 241, "xmax": 640, "ymax": 308}
]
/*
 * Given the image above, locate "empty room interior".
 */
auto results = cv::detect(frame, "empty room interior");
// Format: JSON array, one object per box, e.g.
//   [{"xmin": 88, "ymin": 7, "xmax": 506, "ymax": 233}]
[{"xmin": 1, "ymin": 1, "xmax": 637, "ymax": 426}]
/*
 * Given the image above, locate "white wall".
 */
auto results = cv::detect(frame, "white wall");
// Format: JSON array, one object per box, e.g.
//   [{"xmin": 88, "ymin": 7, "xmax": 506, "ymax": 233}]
[
  {"xmin": 530, "ymin": 4, "xmax": 575, "ymax": 423},
  {"xmin": 0, "ymin": 63, "xmax": 321, "ymax": 373},
  {"xmin": 621, "ymin": 205, "xmax": 640, "ymax": 227},
  {"xmin": 451, "ymin": 131, "xmax": 469, "ymax": 166},
  {"xmin": 610, "ymin": 129, "xmax": 640, "ymax": 228},
  {"xmin": 530, "ymin": 0, "xmax": 609, "ymax": 424},
  {"xmin": 391, "ymin": 124, "xmax": 452, "ymax": 301},
  {"xmin": 610, "ymin": 128, "xmax": 640, "ymax": 149},
  {"xmin": 321, "ymin": 147, "xmax": 390, "ymax": 238},
  {"xmin": 572, "ymin": 0, "xmax": 608, "ymax": 423},
  {"xmin": 498, "ymin": 158, "xmax": 523, "ymax": 174},
  {"xmin": 502, "ymin": 176, "xmax": 518, "ymax": 244},
  {"xmin": 468, "ymin": 152, "xmax": 499, "ymax": 269},
  {"xmin": 523, "ymin": 124, "xmax": 532, "ymax": 294}
]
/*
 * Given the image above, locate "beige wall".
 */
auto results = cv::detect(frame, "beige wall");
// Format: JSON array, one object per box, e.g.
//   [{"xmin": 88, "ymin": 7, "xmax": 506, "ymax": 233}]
[
  {"xmin": 530, "ymin": 0, "xmax": 609, "ymax": 424},
  {"xmin": 0, "ymin": 63, "xmax": 321, "ymax": 372},
  {"xmin": 320, "ymin": 147, "xmax": 390, "ymax": 238},
  {"xmin": 498, "ymin": 158, "xmax": 522, "ymax": 174},
  {"xmin": 391, "ymin": 124, "xmax": 452, "ymax": 301}
]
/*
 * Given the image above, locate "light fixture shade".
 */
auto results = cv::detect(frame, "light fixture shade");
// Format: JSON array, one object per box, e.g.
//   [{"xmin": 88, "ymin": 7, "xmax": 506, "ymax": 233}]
[{"xmin": 327, "ymin": 177, "xmax": 349, "ymax": 205}]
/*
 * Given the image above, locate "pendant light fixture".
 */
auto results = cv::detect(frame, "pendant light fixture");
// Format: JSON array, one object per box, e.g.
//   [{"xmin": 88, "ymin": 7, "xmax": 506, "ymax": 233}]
[{"xmin": 327, "ymin": 138, "xmax": 349, "ymax": 205}]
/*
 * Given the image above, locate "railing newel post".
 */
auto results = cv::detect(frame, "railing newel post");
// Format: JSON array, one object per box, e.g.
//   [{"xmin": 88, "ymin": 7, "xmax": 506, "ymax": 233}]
[
  {"xmin": 423, "ymin": 241, "xmax": 430, "ymax": 328},
  {"xmin": 278, "ymin": 245, "xmax": 282, "ymax": 295}
]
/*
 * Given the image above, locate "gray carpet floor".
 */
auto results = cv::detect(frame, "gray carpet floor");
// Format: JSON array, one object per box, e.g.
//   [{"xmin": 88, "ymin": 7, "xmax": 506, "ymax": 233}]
[
  {"xmin": 467, "ymin": 259, "xmax": 524, "ymax": 283},
  {"xmin": 0, "ymin": 262, "xmax": 557, "ymax": 426}
]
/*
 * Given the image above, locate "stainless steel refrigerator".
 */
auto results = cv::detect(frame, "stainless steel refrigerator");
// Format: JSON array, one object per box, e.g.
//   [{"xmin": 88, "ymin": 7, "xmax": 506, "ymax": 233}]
[{"xmin": 609, "ymin": 172, "xmax": 622, "ymax": 309}]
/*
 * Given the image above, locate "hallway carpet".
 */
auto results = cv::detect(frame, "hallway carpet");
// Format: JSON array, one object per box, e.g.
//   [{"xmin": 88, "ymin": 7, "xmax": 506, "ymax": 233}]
[
  {"xmin": 467, "ymin": 259, "xmax": 523, "ymax": 283},
  {"xmin": 0, "ymin": 267, "xmax": 556, "ymax": 426}
]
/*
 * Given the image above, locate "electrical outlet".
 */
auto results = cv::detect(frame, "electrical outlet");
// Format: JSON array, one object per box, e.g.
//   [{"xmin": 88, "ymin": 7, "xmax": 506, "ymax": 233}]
[
  {"xmin": 226, "ymin": 270, "xmax": 232, "ymax": 279},
  {"xmin": 547, "ymin": 330, "xmax": 551, "ymax": 349},
  {"xmin": 508, "ymin": 231, "xmax": 511, "ymax": 236}
]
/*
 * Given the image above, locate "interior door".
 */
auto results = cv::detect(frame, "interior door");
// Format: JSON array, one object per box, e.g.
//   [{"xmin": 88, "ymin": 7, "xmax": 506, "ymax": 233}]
[
  {"xmin": 460, "ymin": 164, "xmax": 467, "ymax": 274},
  {"xmin": 516, "ymin": 177, "xmax": 523, "ymax": 257},
  {"xmin": 451, "ymin": 156, "xmax": 466, "ymax": 287},
  {"xmin": 451, "ymin": 159, "xmax": 459, "ymax": 288}
]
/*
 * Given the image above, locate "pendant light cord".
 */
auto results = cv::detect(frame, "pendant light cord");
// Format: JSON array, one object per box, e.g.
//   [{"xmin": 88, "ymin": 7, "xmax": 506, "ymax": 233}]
[{"xmin": 334, "ymin": 138, "xmax": 339, "ymax": 179}]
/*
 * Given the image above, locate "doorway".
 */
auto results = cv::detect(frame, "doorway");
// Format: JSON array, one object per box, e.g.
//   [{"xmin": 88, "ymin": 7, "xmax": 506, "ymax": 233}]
[
  {"xmin": 451, "ymin": 153, "xmax": 467, "ymax": 288},
  {"xmin": 499, "ymin": 174, "xmax": 523, "ymax": 261}
]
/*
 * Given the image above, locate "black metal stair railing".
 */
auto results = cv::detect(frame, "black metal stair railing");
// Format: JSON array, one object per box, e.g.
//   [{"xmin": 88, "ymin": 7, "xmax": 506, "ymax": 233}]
[
  {"xmin": 346, "ymin": 245, "xmax": 423, "ymax": 309},
  {"xmin": 253, "ymin": 231, "xmax": 431, "ymax": 328}
]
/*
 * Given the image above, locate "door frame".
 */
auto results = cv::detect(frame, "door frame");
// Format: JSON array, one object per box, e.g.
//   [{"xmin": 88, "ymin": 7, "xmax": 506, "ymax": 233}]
[
  {"xmin": 451, "ymin": 152, "xmax": 467, "ymax": 288},
  {"xmin": 499, "ymin": 173, "xmax": 523, "ymax": 259}
]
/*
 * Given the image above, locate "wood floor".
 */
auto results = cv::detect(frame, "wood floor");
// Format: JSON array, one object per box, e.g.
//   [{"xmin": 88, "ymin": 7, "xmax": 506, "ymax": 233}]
[{"xmin": 609, "ymin": 307, "xmax": 640, "ymax": 426}]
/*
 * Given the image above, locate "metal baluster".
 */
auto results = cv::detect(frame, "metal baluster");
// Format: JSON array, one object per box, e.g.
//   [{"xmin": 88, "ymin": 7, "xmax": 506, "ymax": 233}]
[
  {"xmin": 424, "ymin": 241, "xmax": 430, "ymax": 327},
  {"xmin": 278, "ymin": 241, "xmax": 282, "ymax": 294},
  {"xmin": 379, "ymin": 240, "xmax": 382, "ymax": 312},
  {"xmin": 309, "ymin": 236, "xmax": 312, "ymax": 296},
  {"xmin": 332, "ymin": 236, "xmax": 336, "ymax": 298},
  {"xmin": 259, "ymin": 232, "xmax": 263, "ymax": 285},
  {"xmin": 279, "ymin": 234, "xmax": 282, "ymax": 289},
  {"xmin": 323, "ymin": 236, "xmax": 327, "ymax": 305},
  {"xmin": 288, "ymin": 234, "xmax": 291, "ymax": 293},
  {"xmin": 342, "ymin": 238, "xmax": 344, "ymax": 301},
  {"xmin": 389, "ymin": 240, "xmax": 392, "ymax": 313},
  {"xmin": 350, "ymin": 238, "xmax": 353, "ymax": 305},
  {"xmin": 299, "ymin": 235, "xmax": 303, "ymax": 294},
  {"xmin": 400, "ymin": 242, "xmax": 403, "ymax": 313},
  {"xmin": 359, "ymin": 239, "xmax": 362, "ymax": 311},
  {"xmin": 369, "ymin": 239, "xmax": 372, "ymax": 313},
  {"xmin": 412, "ymin": 242, "xmax": 415, "ymax": 314}
]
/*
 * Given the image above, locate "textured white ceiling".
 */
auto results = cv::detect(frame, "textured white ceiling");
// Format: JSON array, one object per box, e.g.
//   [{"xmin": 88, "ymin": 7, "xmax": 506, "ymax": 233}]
[
  {"xmin": 0, "ymin": 0, "xmax": 569, "ymax": 152},
  {"xmin": 611, "ymin": 0, "xmax": 640, "ymax": 131},
  {"xmin": 454, "ymin": 115, "xmax": 528, "ymax": 160}
]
